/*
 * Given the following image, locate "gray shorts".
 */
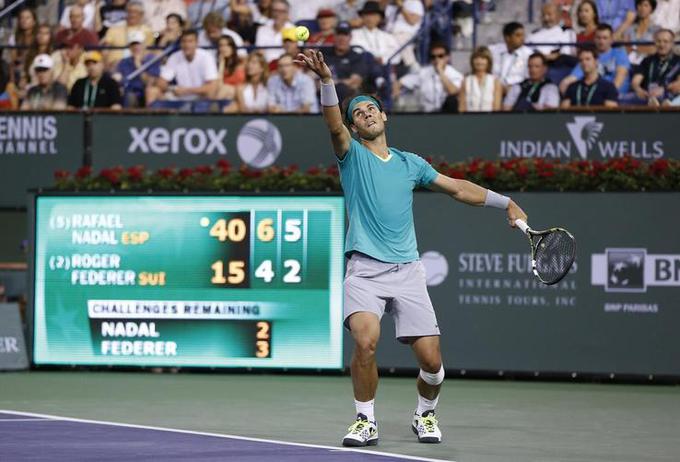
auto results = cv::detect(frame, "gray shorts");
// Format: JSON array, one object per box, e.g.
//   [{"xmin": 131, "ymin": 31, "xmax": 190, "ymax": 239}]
[{"xmin": 343, "ymin": 252, "xmax": 440, "ymax": 341}]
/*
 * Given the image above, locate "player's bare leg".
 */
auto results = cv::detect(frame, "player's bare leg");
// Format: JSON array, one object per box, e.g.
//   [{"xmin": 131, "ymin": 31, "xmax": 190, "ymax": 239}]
[
  {"xmin": 342, "ymin": 312, "xmax": 380, "ymax": 447},
  {"xmin": 410, "ymin": 335, "xmax": 444, "ymax": 443}
]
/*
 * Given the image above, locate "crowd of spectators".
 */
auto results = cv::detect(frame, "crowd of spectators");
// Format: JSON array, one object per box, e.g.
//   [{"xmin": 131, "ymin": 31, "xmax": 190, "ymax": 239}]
[{"xmin": 0, "ymin": 0, "xmax": 679, "ymax": 112}]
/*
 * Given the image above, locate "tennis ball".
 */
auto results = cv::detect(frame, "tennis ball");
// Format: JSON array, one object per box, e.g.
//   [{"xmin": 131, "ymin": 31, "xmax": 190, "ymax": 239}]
[{"xmin": 295, "ymin": 25, "xmax": 310, "ymax": 41}]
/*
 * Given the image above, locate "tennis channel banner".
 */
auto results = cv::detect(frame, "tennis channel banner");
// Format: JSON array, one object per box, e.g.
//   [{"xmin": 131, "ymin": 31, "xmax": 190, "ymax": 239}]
[
  {"xmin": 0, "ymin": 113, "xmax": 84, "ymax": 208},
  {"xmin": 88, "ymin": 112, "xmax": 680, "ymax": 171},
  {"xmin": 32, "ymin": 195, "xmax": 345, "ymax": 369},
  {"xmin": 0, "ymin": 303, "xmax": 29, "ymax": 371},
  {"xmin": 366, "ymin": 192, "xmax": 680, "ymax": 376}
]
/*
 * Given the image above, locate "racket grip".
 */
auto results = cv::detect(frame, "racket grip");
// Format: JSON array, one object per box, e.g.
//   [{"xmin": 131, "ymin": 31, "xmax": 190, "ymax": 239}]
[{"xmin": 515, "ymin": 219, "xmax": 530, "ymax": 234}]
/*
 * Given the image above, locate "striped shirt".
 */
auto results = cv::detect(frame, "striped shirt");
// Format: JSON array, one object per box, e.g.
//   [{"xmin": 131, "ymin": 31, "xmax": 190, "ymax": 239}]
[{"xmin": 266, "ymin": 72, "xmax": 319, "ymax": 113}]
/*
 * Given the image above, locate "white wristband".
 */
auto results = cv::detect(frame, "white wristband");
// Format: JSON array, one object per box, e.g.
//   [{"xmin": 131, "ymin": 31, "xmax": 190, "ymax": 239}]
[
  {"xmin": 320, "ymin": 81, "xmax": 339, "ymax": 107},
  {"xmin": 484, "ymin": 190, "xmax": 510, "ymax": 209}
]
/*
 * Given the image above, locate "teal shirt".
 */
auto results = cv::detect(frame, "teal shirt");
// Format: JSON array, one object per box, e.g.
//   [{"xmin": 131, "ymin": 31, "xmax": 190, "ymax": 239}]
[{"xmin": 338, "ymin": 138, "xmax": 439, "ymax": 263}]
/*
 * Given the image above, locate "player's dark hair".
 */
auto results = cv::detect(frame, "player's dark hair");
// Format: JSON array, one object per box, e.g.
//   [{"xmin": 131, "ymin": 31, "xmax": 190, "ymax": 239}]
[
  {"xmin": 181, "ymin": 29, "xmax": 198, "ymax": 40},
  {"xmin": 578, "ymin": 46, "xmax": 598, "ymax": 59},
  {"xmin": 429, "ymin": 41, "xmax": 450, "ymax": 55},
  {"xmin": 635, "ymin": 0, "xmax": 657, "ymax": 11},
  {"xmin": 502, "ymin": 22, "xmax": 524, "ymax": 37},
  {"xmin": 528, "ymin": 52, "xmax": 547, "ymax": 66}
]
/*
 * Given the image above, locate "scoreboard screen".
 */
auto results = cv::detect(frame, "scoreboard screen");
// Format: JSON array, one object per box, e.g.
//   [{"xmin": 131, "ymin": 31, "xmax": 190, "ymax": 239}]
[{"xmin": 32, "ymin": 195, "xmax": 345, "ymax": 369}]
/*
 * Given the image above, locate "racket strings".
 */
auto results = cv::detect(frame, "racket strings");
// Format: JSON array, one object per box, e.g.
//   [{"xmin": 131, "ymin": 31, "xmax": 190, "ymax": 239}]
[{"xmin": 535, "ymin": 231, "xmax": 576, "ymax": 284}]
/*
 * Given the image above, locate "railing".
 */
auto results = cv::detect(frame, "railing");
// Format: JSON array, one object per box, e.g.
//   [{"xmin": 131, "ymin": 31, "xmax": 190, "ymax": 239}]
[{"xmin": 0, "ymin": 0, "xmax": 26, "ymax": 21}]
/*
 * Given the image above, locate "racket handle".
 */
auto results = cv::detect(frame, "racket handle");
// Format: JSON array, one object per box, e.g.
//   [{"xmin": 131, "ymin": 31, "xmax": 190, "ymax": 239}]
[{"xmin": 515, "ymin": 219, "xmax": 530, "ymax": 234}]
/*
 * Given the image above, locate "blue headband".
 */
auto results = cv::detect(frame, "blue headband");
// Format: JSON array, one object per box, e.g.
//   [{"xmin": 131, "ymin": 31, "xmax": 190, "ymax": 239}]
[{"xmin": 346, "ymin": 95, "xmax": 381, "ymax": 124}]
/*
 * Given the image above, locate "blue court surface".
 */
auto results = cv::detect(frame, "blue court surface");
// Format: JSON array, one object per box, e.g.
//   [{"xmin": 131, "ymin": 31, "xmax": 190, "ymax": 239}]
[{"xmin": 0, "ymin": 411, "xmax": 450, "ymax": 462}]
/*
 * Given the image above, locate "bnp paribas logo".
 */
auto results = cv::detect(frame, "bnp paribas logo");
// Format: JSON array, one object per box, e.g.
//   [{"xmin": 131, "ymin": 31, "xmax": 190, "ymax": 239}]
[
  {"xmin": 591, "ymin": 248, "xmax": 680, "ymax": 293},
  {"xmin": 566, "ymin": 116, "xmax": 604, "ymax": 159}
]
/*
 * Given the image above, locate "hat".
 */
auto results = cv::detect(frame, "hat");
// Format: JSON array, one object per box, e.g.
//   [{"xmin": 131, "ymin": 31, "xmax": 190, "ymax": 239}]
[
  {"xmin": 32, "ymin": 54, "xmax": 54, "ymax": 70},
  {"xmin": 83, "ymin": 50, "xmax": 103, "ymax": 63},
  {"xmin": 358, "ymin": 1, "xmax": 384, "ymax": 17},
  {"xmin": 317, "ymin": 8, "xmax": 336, "ymax": 19},
  {"xmin": 336, "ymin": 21, "xmax": 352, "ymax": 35},
  {"xmin": 281, "ymin": 27, "xmax": 297, "ymax": 42},
  {"xmin": 127, "ymin": 30, "xmax": 146, "ymax": 45}
]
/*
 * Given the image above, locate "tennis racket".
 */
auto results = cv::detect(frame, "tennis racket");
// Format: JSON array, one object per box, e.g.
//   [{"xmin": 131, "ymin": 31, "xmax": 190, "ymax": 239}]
[{"xmin": 515, "ymin": 219, "xmax": 576, "ymax": 285}]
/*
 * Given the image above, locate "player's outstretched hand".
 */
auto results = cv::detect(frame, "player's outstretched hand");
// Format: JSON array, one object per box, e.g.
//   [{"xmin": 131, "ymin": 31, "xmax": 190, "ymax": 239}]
[
  {"xmin": 507, "ymin": 200, "xmax": 527, "ymax": 228},
  {"xmin": 295, "ymin": 50, "xmax": 332, "ymax": 82}
]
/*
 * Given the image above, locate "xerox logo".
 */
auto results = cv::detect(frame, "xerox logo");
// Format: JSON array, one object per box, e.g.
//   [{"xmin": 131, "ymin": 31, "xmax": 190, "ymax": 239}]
[
  {"xmin": 237, "ymin": 119, "xmax": 282, "ymax": 168},
  {"xmin": 591, "ymin": 248, "xmax": 680, "ymax": 293},
  {"xmin": 128, "ymin": 127, "xmax": 228, "ymax": 155},
  {"xmin": 499, "ymin": 116, "xmax": 665, "ymax": 160}
]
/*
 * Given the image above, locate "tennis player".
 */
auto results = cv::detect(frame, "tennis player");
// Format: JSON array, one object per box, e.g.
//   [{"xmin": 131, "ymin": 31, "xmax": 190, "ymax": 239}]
[{"xmin": 295, "ymin": 50, "xmax": 528, "ymax": 447}]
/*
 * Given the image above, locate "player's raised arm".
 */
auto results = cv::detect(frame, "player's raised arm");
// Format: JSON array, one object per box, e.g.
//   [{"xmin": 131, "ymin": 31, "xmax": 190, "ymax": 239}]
[
  {"xmin": 428, "ymin": 173, "xmax": 528, "ymax": 227},
  {"xmin": 295, "ymin": 50, "xmax": 352, "ymax": 159}
]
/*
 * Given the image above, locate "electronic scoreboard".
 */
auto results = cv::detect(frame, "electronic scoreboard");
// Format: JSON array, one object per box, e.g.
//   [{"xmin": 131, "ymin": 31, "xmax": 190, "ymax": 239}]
[{"xmin": 32, "ymin": 195, "xmax": 344, "ymax": 369}]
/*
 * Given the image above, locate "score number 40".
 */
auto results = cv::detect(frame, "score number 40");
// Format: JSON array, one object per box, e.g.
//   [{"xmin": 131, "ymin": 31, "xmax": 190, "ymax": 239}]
[{"xmin": 209, "ymin": 217, "xmax": 302, "ymax": 243}]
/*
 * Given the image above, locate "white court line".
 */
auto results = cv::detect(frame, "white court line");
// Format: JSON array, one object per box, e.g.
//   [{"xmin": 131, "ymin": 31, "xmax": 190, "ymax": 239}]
[
  {"xmin": 0, "ymin": 410, "xmax": 453, "ymax": 462},
  {"xmin": 0, "ymin": 418, "xmax": 55, "ymax": 422}
]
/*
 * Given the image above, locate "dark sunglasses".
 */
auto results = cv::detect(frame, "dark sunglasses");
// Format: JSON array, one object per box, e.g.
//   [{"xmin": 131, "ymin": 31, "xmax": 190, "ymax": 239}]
[
  {"xmin": 34, "ymin": 67, "xmax": 50, "ymax": 72},
  {"xmin": 430, "ymin": 53, "xmax": 447, "ymax": 59}
]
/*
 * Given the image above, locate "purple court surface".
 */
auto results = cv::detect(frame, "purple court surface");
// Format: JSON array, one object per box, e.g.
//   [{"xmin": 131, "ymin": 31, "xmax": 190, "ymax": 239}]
[{"xmin": 0, "ymin": 411, "xmax": 450, "ymax": 462}]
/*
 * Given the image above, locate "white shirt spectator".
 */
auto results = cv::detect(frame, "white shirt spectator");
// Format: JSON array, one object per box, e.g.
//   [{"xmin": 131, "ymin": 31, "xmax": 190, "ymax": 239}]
[
  {"xmin": 160, "ymin": 48, "xmax": 218, "ymax": 100},
  {"xmin": 463, "ymin": 74, "xmax": 497, "ymax": 112},
  {"xmin": 289, "ymin": 0, "xmax": 330, "ymax": 22},
  {"xmin": 242, "ymin": 83, "xmax": 269, "ymax": 112},
  {"xmin": 198, "ymin": 28, "xmax": 248, "ymax": 58},
  {"xmin": 652, "ymin": 0, "xmax": 680, "ymax": 33},
  {"xmin": 388, "ymin": 0, "xmax": 425, "ymax": 37},
  {"xmin": 60, "ymin": 2, "xmax": 96, "ymax": 30},
  {"xmin": 142, "ymin": 0, "xmax": 187, "ymax": 34},
  {"xmin": 267, "ymin": 72, "xmax": 319, "ymax": 112},
  {"xmin": 399, "ymin": 64, "xmax": 463, "ymax": 112},
  {"xmin": 528, "ymin": 25, "xmax": 576, "ymax": 56},
  {"xmin": 488, "ymin": 43, "xmax": 533, "ymax": 87},
  {"xmin": 350, "ymin": 26, "xmax": 401, "ymax": 63},
  {"xmin": 255, "ymin": 19, "xmax": 296, "ymax": 62}
]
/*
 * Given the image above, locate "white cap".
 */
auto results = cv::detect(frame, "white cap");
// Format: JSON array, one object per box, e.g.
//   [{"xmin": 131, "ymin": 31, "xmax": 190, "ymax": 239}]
[
  {"xmin": 127, "ymin": 30, "xmax": 146, "ymax": 45},
  {"xmin": 32, "ymin": 54, "xmax": 54, "ymax": 70}
]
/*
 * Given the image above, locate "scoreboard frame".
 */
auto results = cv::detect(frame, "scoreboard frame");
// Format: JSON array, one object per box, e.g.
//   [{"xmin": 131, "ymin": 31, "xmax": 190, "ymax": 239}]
[{"xmin": 27, "ymin": 191, "xmax": 345, "ymax": 371}]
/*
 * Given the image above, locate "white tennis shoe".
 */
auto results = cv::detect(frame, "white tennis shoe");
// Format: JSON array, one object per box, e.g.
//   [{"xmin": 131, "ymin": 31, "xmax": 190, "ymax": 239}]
[
  {"xmin": 412, "ymin": 410, "xmax": 442, "ymax": 443},
  {"xmin": 342, "ymin": 414, "xmax": 378, "ymax": 447}
]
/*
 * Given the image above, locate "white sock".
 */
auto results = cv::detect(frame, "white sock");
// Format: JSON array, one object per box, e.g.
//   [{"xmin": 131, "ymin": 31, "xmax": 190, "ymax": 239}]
[
  {"xmin": 416, "ymin": 394, "xmax": 439, "ymax": 416},
  {"xmin": 354, "ymin": 399, "xmax": 375, "ymax": 422}
]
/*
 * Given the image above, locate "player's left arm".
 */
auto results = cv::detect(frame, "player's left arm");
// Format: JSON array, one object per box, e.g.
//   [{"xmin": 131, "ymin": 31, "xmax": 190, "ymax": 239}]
[{"xmin": 428, "ymin": 174, "xmax": 527, "ymax": 227}]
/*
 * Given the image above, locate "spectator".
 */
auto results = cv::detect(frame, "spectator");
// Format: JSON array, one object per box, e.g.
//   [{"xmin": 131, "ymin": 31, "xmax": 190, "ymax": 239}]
[
  {"xmin": 529, "ymin": 3, "xmax": 577, "ymax": 58},
  {"xmin": 8, "ymin": 8, "xmax": 38, "ymax": 83},
  {"xmin": 146, "ymin": 30, "xmax": 219, "ymax": 105},
  {"xmin": 458, "ymin": 46, "xmax": 502, "ymax": 112},
  {"xmin": 255, "ymin": 0, "xmax": 295, "ymax": 62},
  {"xmin": 115, "ymin": 31, "xmax": 160, "ymax": 107},
  {"xmin": 324, "ymin": 21, "xmax": 369, "ymax": 102},
  {"xmin": 251, "ymin": 0, "xmax": 274, "ymax": 25},
  {"xmin": 576, "ymin": 0, "xmax": 599, "ymax": 44},
  {"xmin": 187, "ymin": 0, "xmax": 229, "ymax": 26},
  {"xmin": 503, "ymin": 52, "xmax": 560, "ymax": 111},
  {"xmin": 267, "ymin": 53, "xmax": 318, "ymax": 113},
  {"xmin": 562, "ymin": 47, "xmax": 619, "ymax": 106},
  {"xmin": 155, "ymin": 13, "xmax": 185, "ymax": 48},
  {"xmin": 288, "ymin": 0, "xmax": 326, "ymax": 22},
  {"xmin": 142, "ymin": 0, "xmax": 187, "ymax": 34},
  {"xmin": 102, "ymin": 1, "xmax": 154, "ymax": 69},
  {"xmin": 396, "ymin": 42, "xmax": 463, "ymax": 112},
  {"xmin": 60, "ymin": 0, "xmax": 96, "ymax": 31},
  {"xmin": 96, "ymin": 0, "xmax": 128, "ymax": 39},
  {"xmin": 619, "ymin": 0, "xmax": 659, "ymax": 65},
  {"xmin": 51, "ymin": 40, "xmax": 88, "ymax": 91},
  {"xmin": 68, "ymin": 51, "xmax": 123, "ymax": 109},
  {"xmin": 228, "ymin": 0, "xmax": 260, "ymax": 44},
  {"xmin": 198, "ymin": 12, "xmax": 247, "ymax": 58},
  {"xmin": 651, "ymin": 0, "xmax": 680, "ymax": 34},
  {"xmin": 54, "ymin": 5, "xmax": 99, "ymax": 48},
  {"xmin": 22, "ymin": 24, "xmax": 54, "ymax": 88},
  {"xmin": 488, "ymin": 22, "xmax": 533, "ymax": 93},
  {"xmin": 595, "ymin": 0, "xmax": 635, "ymax": 32},
  {"xmin": 0, "ymin": 59, "xmax": 19, "ymax": 109},
  {"xmin": 215, "ymin": 35, "xmax": 246, "ymax": 100},
  {"xmin": 269, "ymin": 28, "xmax": 302, "ymax": 71},
  {"xmin": 631, "ymin": 29, "xmax": 680, "ymax": 105},
  {"xmin": 309, "ymin": 9, "xmax": 338, "ymax": 45},
  {"xmin": 351, "ymin": 1, "xmax": 400, "ymax": 65},
  {"xmin": 386, "ymin": 0, "xmax": 425, "ymax": 66},
  {"xmin": 21, "ymin": 54, "xmax": 69, "ymax": 110},
  {"xmin": 560, "ymin": 24, "xmax": 631, "ymax": 94},
  {"xmin": 225, "ymin": 51, "xmax": 269, "ymax": 113},
  {"xmin": 337, "ymin": 0, "xmax": 365, "ymax": 28}
]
